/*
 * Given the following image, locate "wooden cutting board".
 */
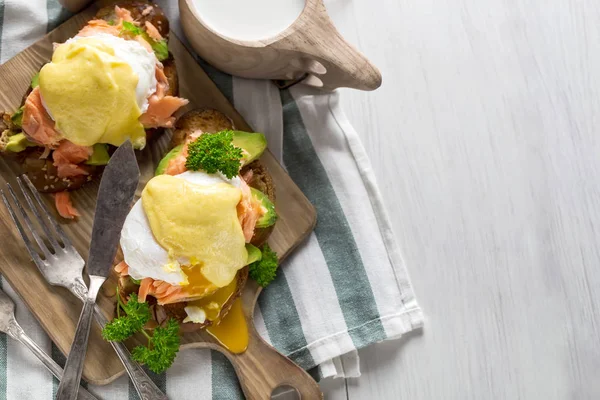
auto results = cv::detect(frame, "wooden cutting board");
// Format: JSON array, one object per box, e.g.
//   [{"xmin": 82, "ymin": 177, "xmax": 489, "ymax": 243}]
[{"xmin": 0, "ymin": 4, "xmax": 317, "ymax": 391}]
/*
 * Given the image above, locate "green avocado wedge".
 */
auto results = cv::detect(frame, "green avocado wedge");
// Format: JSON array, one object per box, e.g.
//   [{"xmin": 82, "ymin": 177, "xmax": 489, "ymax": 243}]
[
  {"xmin": 251, "ymin": 188, "xmax": 277, "ymax": 228},
  {"xmin": 155, "ymin": 144, "xmax": 184, "ymax": 175},
  {"xmin": 154, "ymin": 131, "xmax": 267, "ymax": 176},
  {"xmin": 85, "ymin": 144, "xmax": 110, "ymax": 165},
  {"xmin": 245, "ymin": 243, "xmax": 262, "ymax": 265},
  {"xmin": 231, "ymin": 131, "xmax": 267, "ymax": 165},
  {"xmin": 4, "ymin": 133, "xmax": 36, "ymax": 152}
]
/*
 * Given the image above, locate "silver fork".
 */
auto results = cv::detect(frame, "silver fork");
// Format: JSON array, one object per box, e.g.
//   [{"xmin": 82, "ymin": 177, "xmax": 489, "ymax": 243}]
[
  {"xmin": 1, "ymin": 175, "xmax": 168, "ymax": 400},
  {"xmin": 0, "ymin": 285, "xmax": 98, "ymax": 400}
]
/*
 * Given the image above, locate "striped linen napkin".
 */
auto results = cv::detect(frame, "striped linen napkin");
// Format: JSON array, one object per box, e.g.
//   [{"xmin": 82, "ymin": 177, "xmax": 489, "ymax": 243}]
[{"xmin": 0, "ymin": 1, "xmax": 424, "ymax": 398}]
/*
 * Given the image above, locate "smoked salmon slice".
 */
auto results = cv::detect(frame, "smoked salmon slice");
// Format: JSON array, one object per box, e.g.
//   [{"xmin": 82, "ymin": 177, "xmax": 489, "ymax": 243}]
[
  {"xmin": 54, "ymin": 192, "xmax": 80, "ymax": 219},
  {"xmin": 77, "ymin": 19, "xmax": 121, "ymax": 37},
  {"xmin": 139, "ymin": 66, "xmax": 189, "ymax": 128},
  {"xmin": 115, "ymin": 261, "xmax": 216, "ymax": 305},
  {"xmin": 21, "ymin": 87, "xmax": 62, "ymax": 148},
  {"xmin": 52, "ymin": 141, "xmax": 92, "ymax": 179},
  {"xmin": 144, "ymin": 21, "xmax": 162, "ymax": 41},
  {"xmin": 237, "ymin": 179, "xmax": 264, "ymax": 242}
]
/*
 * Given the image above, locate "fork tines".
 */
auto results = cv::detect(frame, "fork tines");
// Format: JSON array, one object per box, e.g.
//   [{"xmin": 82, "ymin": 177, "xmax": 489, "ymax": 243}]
[{"xmin": 1, "ymin": 175, "xmax": 74, "ymax": 263}]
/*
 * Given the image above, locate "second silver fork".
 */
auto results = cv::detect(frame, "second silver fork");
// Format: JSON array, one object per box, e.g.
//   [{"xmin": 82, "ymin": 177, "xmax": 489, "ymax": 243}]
[
  {"xmin": 1, "ymin": 175, "xmax": 167, "ymax": 400},
  {"xmin": 0, "ymin": 285, "xmax": 97, "ymax": 400}
]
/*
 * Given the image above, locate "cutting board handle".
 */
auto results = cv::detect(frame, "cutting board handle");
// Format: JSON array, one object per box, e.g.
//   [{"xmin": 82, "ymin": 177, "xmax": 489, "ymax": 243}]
[
  {"xmin": 224, "ymin": 324, "xmax": 323, "ymax": 399},
  {"xmin": 276, "ymin": 0, "xmax": 382, "ymax": 91}
]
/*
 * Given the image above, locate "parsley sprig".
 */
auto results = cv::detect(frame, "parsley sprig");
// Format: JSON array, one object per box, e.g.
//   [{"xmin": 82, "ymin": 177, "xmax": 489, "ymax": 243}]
[
  {"xmin": 249, "ymin": 244, "xmax": 279, "ymax": 287},
  {"xmin": 185, "ymin": 130, "xmax": 243, "ymax": 179},
  {"xmin": 102, "ymin": 292, "xmax": 180, "ymax": 373},
  {"xmin": 132, "ymin": 319, "xmax": 180, "ymax": 373}
]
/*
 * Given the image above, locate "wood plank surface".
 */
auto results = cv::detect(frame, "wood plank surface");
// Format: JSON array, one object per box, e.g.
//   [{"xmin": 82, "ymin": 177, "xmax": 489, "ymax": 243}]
[
  {"xmin": 0, "ymin": 4, "xmax": 315, "ymax": 386},
  {"xmin": 321, "ymin": 0, "xmax": 600, "ymax": 399}
]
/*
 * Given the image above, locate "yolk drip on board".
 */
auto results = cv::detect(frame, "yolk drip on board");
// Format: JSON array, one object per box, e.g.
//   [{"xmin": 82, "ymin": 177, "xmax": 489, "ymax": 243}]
[
  {"xmin": 187, "ymin": 275, "xmax": 249, "ymax": 353},
  {"xmin": 206, "ymin": 298, "xmax": 248, "ymax": 353}
]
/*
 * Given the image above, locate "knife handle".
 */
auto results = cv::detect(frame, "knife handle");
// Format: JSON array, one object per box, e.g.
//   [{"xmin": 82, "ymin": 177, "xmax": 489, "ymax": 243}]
[
  {"xmin": 93, "ymin": 305, "xmax": 168, "ymax": 400},
  {"xmin": 56, "ymin": 275, "xmax": 105, "ymax": 400},
  {"xmin": 71, "ymin": 277, "xmax": 168, "ymax": 400}
]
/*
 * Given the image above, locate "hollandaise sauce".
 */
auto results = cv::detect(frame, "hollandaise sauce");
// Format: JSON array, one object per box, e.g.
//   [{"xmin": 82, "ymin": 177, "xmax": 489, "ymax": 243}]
[
  {"xmin": 142, "ymin": 175, "xmax": 248, "ymax": 287},
  {"xmin": 187, "ymin": 277, "xmax": 249, "ymax": 353},
  {"xmin": 39, "ymin": 36, "xmax": 147, "ymax": 148}
]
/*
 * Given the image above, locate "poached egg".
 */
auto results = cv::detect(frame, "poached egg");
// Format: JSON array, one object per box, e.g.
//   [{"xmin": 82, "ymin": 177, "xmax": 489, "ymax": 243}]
[
  {"xmin": 38, "ymin": 33, "xmax": 158, "ymax": 148},
  {"xmin": 120, "ymin": 171, "xmax": 248, "ymax": 295}
]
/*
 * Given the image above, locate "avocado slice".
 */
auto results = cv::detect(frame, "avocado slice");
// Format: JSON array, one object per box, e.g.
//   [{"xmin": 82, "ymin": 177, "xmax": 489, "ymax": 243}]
[
  {"xmin": 154, "ymin": 131, "xmax": 267, "ymax": 176},
  {"xmin": 85, "ymin": 144, "xmax": 110, "ymax": 165},
  {"xmin": 155, "ymin": 144, "xmax": 184, "ymax": 175},
  {"xmin": 10, "ymin": 107, "xmax": 24, "ymax": 128},
  {"xmin": 251, "ymin": 188, "xmax": 277, "ymax": 228},
  {"xmin": 31, "ymin": 73, "xmax": 39, "ymax": 89},
  {"xmin": 246, "ymin": 244, "xmax": 262, "ymax": 265},
  {"xmin": 232, "ymin": 131, "xmax": 267, "ymax": 165},
  {"xmin": 5, "ymin": 133, "xmax": 36, "ymax": 152}
]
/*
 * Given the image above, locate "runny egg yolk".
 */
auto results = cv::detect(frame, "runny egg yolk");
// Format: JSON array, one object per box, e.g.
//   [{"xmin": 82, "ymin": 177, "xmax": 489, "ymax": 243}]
[
  {"xmin": 180, "ymin": 264, "xmax": 218, "ymax": 297},
  {"xmin": 187, "ymin": 276, "xmax": 249, "ymax": 353},
  {"xmin": 206, "ymin": 299, "xmax": 248, "ymax": 354},
  {"xmin": 38, "ymin": 37, "xmax": 147, "ymax": 147}
]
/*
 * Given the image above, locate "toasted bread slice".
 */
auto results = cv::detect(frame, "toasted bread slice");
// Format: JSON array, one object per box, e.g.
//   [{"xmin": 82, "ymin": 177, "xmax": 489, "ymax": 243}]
[{"xmin": 171, "ymin": 108, "xmax": 235, "ymax": 147}]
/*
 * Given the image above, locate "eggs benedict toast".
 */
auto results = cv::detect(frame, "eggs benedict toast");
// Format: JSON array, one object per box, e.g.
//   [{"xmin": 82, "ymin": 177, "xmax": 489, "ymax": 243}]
[
  {"xmin": 102, "ymin": 109, "xmax": 279, "ymax": 373},
  {"xmin": 0, "ymin": 2, "xmax": 188, "ymax": 218}
]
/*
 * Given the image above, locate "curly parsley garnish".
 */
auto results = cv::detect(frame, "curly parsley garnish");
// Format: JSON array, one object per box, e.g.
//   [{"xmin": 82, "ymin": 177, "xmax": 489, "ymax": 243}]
[
  {"xmin": 249, "ymin": 244, "xmax": 279, "ymax": 287},
  {"xmin": 132, "ymin": 319, "xmax": 180, "ymax": 374},
  {"xmin": 102, "ymin": 292, "xmax": 180, "ymax": 374},
  {"xmin": 185, "ymin": 130, "xmax": 243, "ymax": 179}
]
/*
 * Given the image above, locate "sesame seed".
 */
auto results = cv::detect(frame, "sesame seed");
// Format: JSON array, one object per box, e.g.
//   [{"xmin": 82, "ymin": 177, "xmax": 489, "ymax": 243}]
[
  {"xmin": 50, "ymin": 185, "xmax": 54, "ymax": 189},
  {"xmin": 43, "ymin": 186, "xmax": 48, "ymax": 190},
  {"xmin": 49, "ymin": 175, "xmax": 55, "ymax": 179}
]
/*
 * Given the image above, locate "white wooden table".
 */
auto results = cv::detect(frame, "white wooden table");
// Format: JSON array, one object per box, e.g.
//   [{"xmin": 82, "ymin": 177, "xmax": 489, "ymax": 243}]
[{"xmin": 321, "ymin": 0, "xmax": 600, "ymax": 398}]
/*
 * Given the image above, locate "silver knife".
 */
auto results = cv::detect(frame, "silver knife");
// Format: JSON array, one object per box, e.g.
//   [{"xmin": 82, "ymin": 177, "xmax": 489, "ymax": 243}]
[{"xmin": 56, "ymin": 141, "xmax": 140, "ymax": 400}]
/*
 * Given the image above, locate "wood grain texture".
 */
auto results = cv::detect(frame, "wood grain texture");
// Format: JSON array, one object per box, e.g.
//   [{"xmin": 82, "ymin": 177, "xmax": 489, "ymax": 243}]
[
  {"xmin": 0, "ymin": 4, "xmax": 317, "ymax": 390},
  {"xmin": 178, "ymin": 0, "xmax": 381, "ymax": 91},
  {"xmin": 316, "ymin": 0, "xmax": 600, "ymax": 399}
]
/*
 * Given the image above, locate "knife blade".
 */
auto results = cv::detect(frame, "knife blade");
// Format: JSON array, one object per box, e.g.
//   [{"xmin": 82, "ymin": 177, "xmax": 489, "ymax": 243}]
[
  {"xmin": 87, "ymin": 139, "xmax": 140, "ymax": 277},
  {"xmin": 57, "ymin": 140, "xmax": 140, "ymax": 400}
]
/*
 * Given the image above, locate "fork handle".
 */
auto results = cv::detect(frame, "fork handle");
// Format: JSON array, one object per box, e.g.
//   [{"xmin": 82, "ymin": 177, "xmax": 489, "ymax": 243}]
[
  {"xmin": 57, "ymin": 275, "xmax": 105, "ymax": 400},
  {"xmin": 7, "ymin": 321, "xmax": 98, "ymax": 400},
  {"xmin": 93, "ymin": 305, "xmax": 168, "ymax": 400}
]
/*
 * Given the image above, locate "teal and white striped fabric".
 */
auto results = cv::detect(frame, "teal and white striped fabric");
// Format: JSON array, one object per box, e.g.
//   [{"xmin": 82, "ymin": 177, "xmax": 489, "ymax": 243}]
[{"xmin": 0, "ymin": 1, "xmax": 423, "ymax": 398}]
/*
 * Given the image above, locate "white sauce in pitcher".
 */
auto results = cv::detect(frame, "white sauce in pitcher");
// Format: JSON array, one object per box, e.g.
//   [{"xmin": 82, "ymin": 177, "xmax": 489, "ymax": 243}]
[{"xmin": 191, "ymin": 0, "xmax": 306, "ymax": 41}]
